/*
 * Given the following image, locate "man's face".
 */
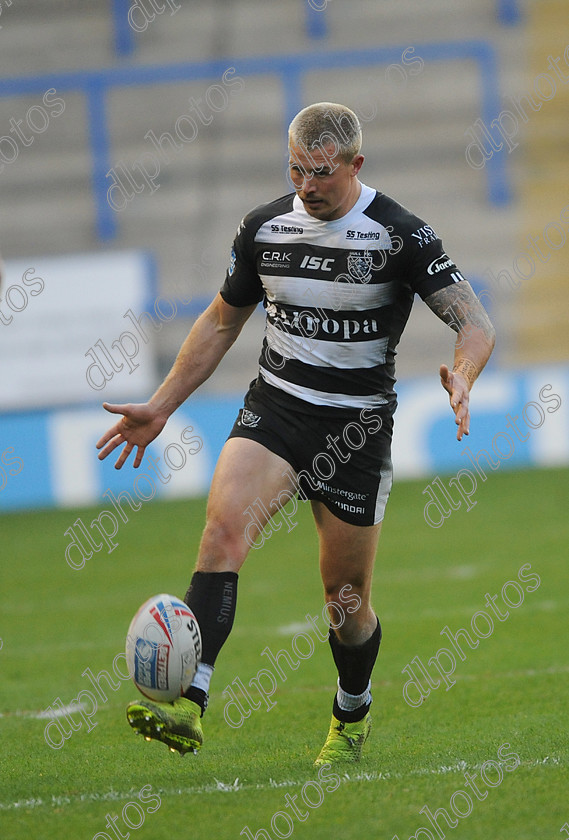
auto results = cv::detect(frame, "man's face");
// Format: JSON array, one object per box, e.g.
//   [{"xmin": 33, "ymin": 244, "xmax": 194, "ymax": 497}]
[{"xmin": 289, "ymin": 142, "xmax": 364, "ymax": 221}]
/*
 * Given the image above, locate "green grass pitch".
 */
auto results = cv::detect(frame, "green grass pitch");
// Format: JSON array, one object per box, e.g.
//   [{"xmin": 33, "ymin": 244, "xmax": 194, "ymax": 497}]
[{"xmin": 0, "ymin": 466, "xmax": 567, "ymax": 840}]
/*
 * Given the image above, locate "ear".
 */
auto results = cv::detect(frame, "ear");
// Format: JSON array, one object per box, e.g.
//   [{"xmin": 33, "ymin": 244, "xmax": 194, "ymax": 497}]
[{"xmin": 351, "ymin": 154, "xmax": 365, "ymax": 176}]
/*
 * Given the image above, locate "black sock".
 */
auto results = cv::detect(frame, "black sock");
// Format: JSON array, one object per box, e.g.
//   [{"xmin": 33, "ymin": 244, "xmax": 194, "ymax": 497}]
[
  {"xmin": 182, "ymin": 571, "xmax": 238, "ymax": 711},
  {"xmin": 332, "ymin": 696, "xmax": 372, "ymax": 724},
  {"xmin": 329, "ymin": 617, "xmax": 382, "ymax": 722}
]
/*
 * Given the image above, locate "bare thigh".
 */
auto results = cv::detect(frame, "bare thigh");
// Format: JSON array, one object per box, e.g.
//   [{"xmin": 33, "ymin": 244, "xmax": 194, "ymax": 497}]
[{"xmin": 196, "ymin": 437, "xmax": 297, "ymax": 573}]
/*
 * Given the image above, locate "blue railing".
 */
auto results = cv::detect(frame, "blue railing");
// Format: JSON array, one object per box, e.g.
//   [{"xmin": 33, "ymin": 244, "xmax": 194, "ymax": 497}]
[
  {"xmin": 110, "ymin": 2, "xmax": 520, "ymax": 58},
  {"xmin": 496, "ymin": 0, "xmax": 522, "ymax": 25},
  {"xmin": 305, "ymin": 1, "xmax": 329, "ymax": 39},
  {"xmin": 111, "ymin": 0, "xmax": 329, "ymax": 57},
  {"xmin": 0, "ymin": 41, "xmax": 510, "ymax": 241},
  {"xmin": 111, "ymin": 0, "xmax": 134, "ymax": 57}
]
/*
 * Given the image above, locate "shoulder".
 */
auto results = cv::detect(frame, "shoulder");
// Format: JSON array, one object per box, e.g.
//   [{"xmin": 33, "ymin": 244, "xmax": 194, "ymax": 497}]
[
  {"xmin": 363, "ymin": 191, "xmax": 435, "ymax": 240},
  {"xmin": 239, "ymin": 193, "xmax": 296, "ymax": 236}
]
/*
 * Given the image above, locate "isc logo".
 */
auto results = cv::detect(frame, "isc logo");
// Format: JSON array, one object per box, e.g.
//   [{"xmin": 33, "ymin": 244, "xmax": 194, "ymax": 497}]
[{"xmin": 300, "ymin": 255, "xmax": 335, "ymax": 271}]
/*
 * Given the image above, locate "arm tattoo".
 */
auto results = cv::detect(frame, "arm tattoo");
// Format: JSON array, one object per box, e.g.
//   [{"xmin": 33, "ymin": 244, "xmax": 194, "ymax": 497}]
[
  {"xmin": 453, "ymin": 358, "xmax": 478, "ymax": 389},
  {"xmin": 424, "ymin": 281, "xmax": 495, "ymax": 345}
]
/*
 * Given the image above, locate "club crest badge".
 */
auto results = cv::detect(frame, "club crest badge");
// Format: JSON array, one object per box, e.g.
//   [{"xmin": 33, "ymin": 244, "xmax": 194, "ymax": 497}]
[
  {"xmin": 347, "ymin": 251, "xmax": 373, "ymax": 282},
  {"xmin": 239, "ymin": 410, "xmax": 262, "ymax": 428}
]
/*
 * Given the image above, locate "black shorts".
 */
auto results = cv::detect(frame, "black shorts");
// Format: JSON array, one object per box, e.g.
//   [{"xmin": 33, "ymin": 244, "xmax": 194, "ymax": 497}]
[{"xmin": 227, "ymin": 379, "xmax": 395, "ymax": 526}]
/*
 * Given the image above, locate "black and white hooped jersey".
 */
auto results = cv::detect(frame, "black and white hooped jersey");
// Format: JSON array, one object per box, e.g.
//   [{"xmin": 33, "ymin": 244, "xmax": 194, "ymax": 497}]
[{"xmin": 220, "ymin": 183, "xmax": 466, "ymax": 411}]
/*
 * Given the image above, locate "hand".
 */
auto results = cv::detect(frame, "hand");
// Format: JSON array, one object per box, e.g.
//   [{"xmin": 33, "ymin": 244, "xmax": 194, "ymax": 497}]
[
  {"xmin": 96, "ymin": 402, "xmax": 168, "ymax": 469},
  {"xmin": 439, "ymin": 364, "xmax": 470, "ymax": 441}
]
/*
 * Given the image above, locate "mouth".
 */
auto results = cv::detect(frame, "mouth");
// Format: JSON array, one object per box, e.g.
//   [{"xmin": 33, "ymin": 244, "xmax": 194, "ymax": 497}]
[{"xmin": 303, "ymin": 198, "xmax": 324, "ymax": 209}]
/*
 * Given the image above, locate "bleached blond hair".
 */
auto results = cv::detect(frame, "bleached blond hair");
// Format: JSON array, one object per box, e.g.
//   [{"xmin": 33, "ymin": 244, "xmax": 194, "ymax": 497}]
[{"xmin": 288, "ymin": 102, "xmax": 362, "ymax": 163}]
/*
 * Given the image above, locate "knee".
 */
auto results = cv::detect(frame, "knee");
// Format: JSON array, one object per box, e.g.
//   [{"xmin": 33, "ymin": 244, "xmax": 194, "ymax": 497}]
[
  {"xmin": 323, "ymin": 583, "xmax": 369, "ymax": 633},
  {"xmin": 198, "ymin": 515, "xmax": 248, "ymax": 572},
  {"xmin": 327, "ymin": 602, "xmax": 376, "ymax": 646},
  {"xmin": 323, "ymin": 581, "xmax": 366, "ymax": 614}
]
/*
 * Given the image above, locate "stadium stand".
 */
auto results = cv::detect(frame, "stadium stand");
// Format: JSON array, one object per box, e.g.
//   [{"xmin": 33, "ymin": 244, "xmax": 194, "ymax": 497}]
[
  {"xmin": 511, "ymin": 0, "xmax": 569, "ymax": 363},
  {"xmin": 0, "ymin": 0, "xmax": 545, "ymax": 389}
]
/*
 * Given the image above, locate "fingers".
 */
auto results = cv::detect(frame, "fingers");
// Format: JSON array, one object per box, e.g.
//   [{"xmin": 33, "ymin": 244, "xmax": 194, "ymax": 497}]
[
  {"xmin": 97, "ymin": 434, "xmax": 144, "ymax": 470},
  {"xmin": 451, "ymin": 387, "xmax": 470, "ymax": 441},
  {"xmin": 96, "ymin": 402, "xmax": 154, "ymax": 470},
  {"xmin": 96, "ymin": 425, "xmax": 121, "ymax": 451},
  {"xmin": 455, "ymin": 407, "xmax": 470, "ymax": 441},
  {"xmin": 97, "ymin": 407, "xmax": 131, "ymax": 451},
  {"xmin": 115, "ymin": 442, "xmax": 147, "ymax": 470},
  {"xmin": 114, "ymin": 443, "xmax": 135, "ymax": 470},
  {"xmin": 97, "ymin": 431, "xmax": 125, "ymax": 462},
  {"xmin": 132, "ymin": 446, "xmax": 146, "ymax": 469},
  {"xmin": 440, "ymin": 366, "xmax": 471, "ymax": 440}
]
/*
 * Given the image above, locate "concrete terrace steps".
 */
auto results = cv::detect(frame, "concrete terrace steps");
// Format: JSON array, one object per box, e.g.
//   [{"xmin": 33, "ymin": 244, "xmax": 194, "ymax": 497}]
[
  {"xmin": 0, "ymin": 0, "xmax": 532, "ymax": 388},
  {"xmin": 0, "ymin": 0, "xmax": 499, "ymax": 72},
  {"xmin": 0, "ymin": 108, "xmax": 479, "ymax": 193},
  {"xmin": 0, "ymin": 66, "xmax": 490, "ymax": 266}
]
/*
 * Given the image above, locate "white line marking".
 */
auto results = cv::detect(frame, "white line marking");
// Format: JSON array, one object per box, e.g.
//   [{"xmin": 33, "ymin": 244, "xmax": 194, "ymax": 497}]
[
  {"xmin": 277, "ymin": 622, "xmax": 313, "ymax": 636},
  {"xmin": 0, "ymin": 757, "xmax": 561, "ymax": 811},
  {"xmin": 235, "ymin": 599, "xmax": 565, "ymax": 637},
  {"xmin": 0, "ymin": 703, "xmax": 86, "ymax": 720},
  {"xmin": 3, "ymin": 664, "xmax": 568, "ymax": 720}
]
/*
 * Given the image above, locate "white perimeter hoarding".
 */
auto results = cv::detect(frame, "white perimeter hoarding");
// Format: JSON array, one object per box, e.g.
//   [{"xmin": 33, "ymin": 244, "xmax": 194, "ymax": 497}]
[{"xmin": 0, "ymin": 251, "xmax": 157, "ymax": 411}]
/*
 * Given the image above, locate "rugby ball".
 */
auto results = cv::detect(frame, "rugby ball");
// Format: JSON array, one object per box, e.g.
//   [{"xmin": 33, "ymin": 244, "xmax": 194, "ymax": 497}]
[{"xmin": 125, "ymin": 594, "xmax": 202, "ymax": 702}]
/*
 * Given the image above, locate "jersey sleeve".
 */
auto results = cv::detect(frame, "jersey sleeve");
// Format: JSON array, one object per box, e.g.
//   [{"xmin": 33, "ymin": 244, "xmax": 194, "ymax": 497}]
[
  {"xmin": 220, "ymin": 214, "xmax": 264, "ymax": 307},
  {"xmin": 406, "ymin": 225, "xmax": 467, "ymax": 300}
]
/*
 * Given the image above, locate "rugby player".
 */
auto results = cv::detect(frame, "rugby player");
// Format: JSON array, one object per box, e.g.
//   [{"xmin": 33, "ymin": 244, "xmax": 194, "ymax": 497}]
[{"xmin": 96, "ymin": 102, "xmax": 495, "ymax": 764}]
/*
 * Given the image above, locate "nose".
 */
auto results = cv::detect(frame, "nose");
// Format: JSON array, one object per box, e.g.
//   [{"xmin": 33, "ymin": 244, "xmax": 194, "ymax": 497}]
[{"xmin": 301, "ymin": 174, "xmax": 317, "ymax": 194}]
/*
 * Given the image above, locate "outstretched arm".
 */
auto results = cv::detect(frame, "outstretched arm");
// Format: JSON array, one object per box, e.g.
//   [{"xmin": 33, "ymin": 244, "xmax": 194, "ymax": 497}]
[
  {"xmin": 96, "ymin": 293, "xmax": 257, "ymax": 468},
  {"xmin": 424, "ymin": 280, "xmax": 495, "ymax": 441}
]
